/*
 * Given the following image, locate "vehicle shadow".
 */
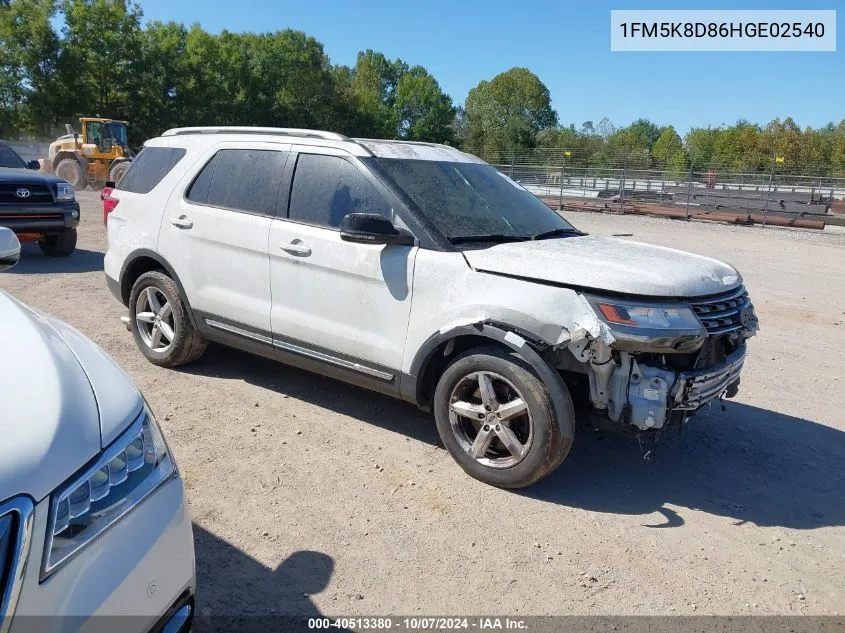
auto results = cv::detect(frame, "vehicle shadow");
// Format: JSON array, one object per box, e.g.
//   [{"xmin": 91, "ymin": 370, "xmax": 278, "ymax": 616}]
[
  {"xmin": 524, "ymin": 402, "xmax": 845, "ymax": 530},
  {"xmin": 10, "ymin": 244, "xmax": 104, "ymax": 274},
  {"xmin": 181, "ymin": 344, "xmax": 441, "ymax": 448},
  {"xmin": 192, "ymin": 524, "xmax": 336, "ymax": 631},
  {"xmin": 182, "ymin": 346, "xmax": 844, "ymax": 530}
]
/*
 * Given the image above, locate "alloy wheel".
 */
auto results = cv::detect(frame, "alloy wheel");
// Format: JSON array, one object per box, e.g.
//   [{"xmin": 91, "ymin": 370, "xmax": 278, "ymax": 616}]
[
  {"xmin": 135, "ymin": 287, "xmax": 175, "ymax": 353},
  {"xmin": 448, "ymin": 371, "xmax": 533, "ymax": 468}
]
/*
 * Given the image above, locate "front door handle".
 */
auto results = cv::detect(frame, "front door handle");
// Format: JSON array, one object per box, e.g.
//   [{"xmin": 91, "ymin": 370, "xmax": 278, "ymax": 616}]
[
  {"xmin": 279, "ymin": 241, "xmax": 311, "ymax": 257},
  {"xmin": 169, "ymin": 214, "xmax": 193, "ymax": 229}
]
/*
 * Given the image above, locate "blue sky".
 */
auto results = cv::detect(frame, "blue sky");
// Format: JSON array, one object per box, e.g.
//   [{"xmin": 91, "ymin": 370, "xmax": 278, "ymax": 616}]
[{"xmin": 133, "ymin": 0, "xmax": 842, "ymax": 134}]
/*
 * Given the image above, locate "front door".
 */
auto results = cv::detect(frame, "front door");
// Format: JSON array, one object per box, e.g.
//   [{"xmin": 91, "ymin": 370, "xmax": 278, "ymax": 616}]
[{"xmin": 268, "ymin": 147, "xmax": 416, "ymax": 376}]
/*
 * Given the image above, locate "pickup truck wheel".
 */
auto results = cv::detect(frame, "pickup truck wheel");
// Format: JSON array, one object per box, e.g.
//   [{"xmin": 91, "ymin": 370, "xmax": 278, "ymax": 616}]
[
  {"xmin": 129, "ymin": 271, "xmax": 206, "ymax": 367},
  {"xmin": 433, "ymin": 346, "xmax": 573, "ymax": 489},
  {"xmin": 38, "ymin": 229, "xmax": 76, "ymax": 257}
]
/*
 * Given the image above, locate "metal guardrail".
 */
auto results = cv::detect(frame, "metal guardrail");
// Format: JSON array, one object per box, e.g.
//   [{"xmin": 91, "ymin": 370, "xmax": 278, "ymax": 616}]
[{"xmin": 481, "ymin": 151, "xmax": 844, "ymax": 228}]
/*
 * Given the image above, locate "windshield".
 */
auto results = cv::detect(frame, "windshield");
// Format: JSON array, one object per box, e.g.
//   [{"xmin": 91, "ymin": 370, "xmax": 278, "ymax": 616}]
[
  {"xmin": 0, "ymin": 144, "xmax": 26, "ymax": 169},
  {"xmin": 105, "ymin": 122, "xmax": 128, "ymax": 146},
  {"xmin": 375, "ymin": 158, "xmax": 577, "ymax": 242}
]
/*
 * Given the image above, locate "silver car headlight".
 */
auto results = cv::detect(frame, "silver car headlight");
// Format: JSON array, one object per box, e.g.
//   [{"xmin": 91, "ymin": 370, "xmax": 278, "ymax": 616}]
[
  {"xmin": 42, "ymin": 405, "xmax": 176, "ymax": 579},
  {"xmin": 593, "ymin": 299, "xmax": 704, "ymax": 332},
  {"xmin": 55, "ymin": 182, "xmax": 75, "ymax": 201}
]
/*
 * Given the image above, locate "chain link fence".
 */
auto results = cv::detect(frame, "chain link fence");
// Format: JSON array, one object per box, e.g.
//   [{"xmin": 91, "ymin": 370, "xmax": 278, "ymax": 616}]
[{"xmin": 470, "ymin": 148, "xmax": 845, "ymax": 228}]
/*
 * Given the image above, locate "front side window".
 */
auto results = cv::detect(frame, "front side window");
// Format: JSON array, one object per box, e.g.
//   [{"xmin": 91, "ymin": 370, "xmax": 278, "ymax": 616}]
[
  {"xmin": 375, "ymin": 159, "xmax": 578, "ymax": 243},
  {"xmin": 0, "ymin": 144, "xmax": 26, "ymax": 169},
  {"xmin": 288, "ymin": 153, "xmax": 391, "ymax": 229},
  {"xmin": 85, "ymin": 121, "xmax": 104, "ymax": 147},
  {"xmin": 186, "ymin": 149, "xmax": 287, "ymax": 216}
]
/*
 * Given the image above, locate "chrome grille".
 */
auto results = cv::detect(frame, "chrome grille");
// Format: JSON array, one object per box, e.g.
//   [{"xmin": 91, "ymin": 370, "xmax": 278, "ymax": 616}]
[
  {"xmin": 689, "ymin": 286, "xmax": 750, "ymax": 334},
  {"xmin": 0, "ymin": 498, "xmax": 33, "ymax": 633}
]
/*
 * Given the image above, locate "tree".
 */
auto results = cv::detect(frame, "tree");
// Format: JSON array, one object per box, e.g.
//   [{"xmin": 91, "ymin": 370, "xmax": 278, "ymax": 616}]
[
  {"xmin": 606, "ymin": 118, "xmax": 660, "ymax": 162},
  {"xmin": 685, "ymin": 127, "xmax": 719, "ymax": 170},
  {"xmin": 712, "ymin": 121, "xmax": 763, "ymax": 172},
  {"xmin": 651, "ymin": 125, "xmax": 683, "ymax": 164},
  {"xmin": 60, "ymin": 0, "xmax": 145, "ymax": 121},
  {"xmin": 349, "ymin": 49, "xmax": 407, "ymax": 137},
  {"xmin": 393, "ymin": 66, "xmax": 454, "ymax": 143},
  {"xmin": 0, "ymin": 0, "xmax": 63, "ymax": 135},
  {"xmin": 464, "ymin": 67, "xmax": 557, "ymax": 161},
  {"xmin": 127, "ymin": 20, "xmax": 188, "ymax": 140},
  {"xmin": 760, "ymin": 117, "xmax": 802, "ymax": 172}
]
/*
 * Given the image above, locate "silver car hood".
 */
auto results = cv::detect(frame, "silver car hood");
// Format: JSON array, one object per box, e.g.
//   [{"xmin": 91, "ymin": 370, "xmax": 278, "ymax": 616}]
[
  {"xmin": 462, "ymin": 235, "xmax": 742, "ymax": 297},
  {"xmin": 0, "ymin": 292, "xmax": 142, "ymax": 502}
]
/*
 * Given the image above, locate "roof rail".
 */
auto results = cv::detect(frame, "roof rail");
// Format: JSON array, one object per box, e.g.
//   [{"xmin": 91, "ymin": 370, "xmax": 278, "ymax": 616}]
[
  {"xmin": 354, "ymin": 138, "xmax": 453, "ymax": 150},
  {"xmin": 161, "ymin": 126, "xmax": 350, "ymax": 141}
]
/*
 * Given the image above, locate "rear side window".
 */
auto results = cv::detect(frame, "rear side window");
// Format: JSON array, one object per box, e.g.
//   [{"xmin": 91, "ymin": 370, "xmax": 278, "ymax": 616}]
[
  {"xmin": 118, "ymin": 147, "xmax": 186, "ymax": 194},
  {"xmin": 186, "ymin": 149, "xmax": 287, "ymax": 216},
  {"xmin": 288, "ymin": 154, "xmax": 391, "ymax": 229}
]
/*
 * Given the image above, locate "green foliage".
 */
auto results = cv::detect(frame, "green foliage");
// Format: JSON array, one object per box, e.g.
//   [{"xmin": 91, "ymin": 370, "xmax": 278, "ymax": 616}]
[
  {"xmin": 0, "ymin": 0, "xmax": 457, "ymax": 144},
  {"xmin": 1, "ymin": 0, "xmax": 844, "ymax": 177},
  {"xmin": 394, "ymin": 67, "xmax": 455, "ymax": 143},
  {"xmin": 464, "ymin": 67, "xmax": 557, "ymax": 161},
  {"xmin": 0, "ymin": 0, "xmax": 62, "ymax": 135}
]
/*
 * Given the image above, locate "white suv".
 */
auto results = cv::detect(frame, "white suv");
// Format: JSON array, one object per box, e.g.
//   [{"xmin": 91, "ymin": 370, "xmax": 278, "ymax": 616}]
[{"xmin": 104, "ymin": 127, "xmax": 757, "ymax": 488}]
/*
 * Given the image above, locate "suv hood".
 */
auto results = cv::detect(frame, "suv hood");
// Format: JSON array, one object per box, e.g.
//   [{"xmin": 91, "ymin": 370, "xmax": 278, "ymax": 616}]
[
  {"xmin": 0, "ymin": 166, "xmax": 65, "ymax": 186},
  {"xmin": 462, "ymin": 235, "xmax": 742, "ymax": 297},
  {"xmin": 0, "ymin": 292, "xmax": 142, "ymax": 502}
]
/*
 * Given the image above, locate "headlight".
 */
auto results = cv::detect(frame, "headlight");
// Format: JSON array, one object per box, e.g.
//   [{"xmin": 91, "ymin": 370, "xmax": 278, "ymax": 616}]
[
  {"xmin": 55, "ymin": 182, "xmax": 75, "ymax": 201},
  {"xmin": 42, "ymin": 406, "xmax": 176, "ymax": 579},
  {"xmin": 594, "ymin": 300, "xmax": 703, "ymax": 331}
]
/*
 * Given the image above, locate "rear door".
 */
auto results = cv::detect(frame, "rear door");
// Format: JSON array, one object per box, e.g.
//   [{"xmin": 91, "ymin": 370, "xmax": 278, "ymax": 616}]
[
  {"xmin": 157, "ymin": 142, "xmax": 290, "ymax": 334},
  {"xmin": 268, "ymin": 146, "xmax": 417, "ymax": 375}
]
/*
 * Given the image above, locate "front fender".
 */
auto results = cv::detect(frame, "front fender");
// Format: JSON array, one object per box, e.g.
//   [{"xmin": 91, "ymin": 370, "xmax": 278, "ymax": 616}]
[{"xmin": 402, "ymin": 322, "xmax": 575, "ymax": 441}]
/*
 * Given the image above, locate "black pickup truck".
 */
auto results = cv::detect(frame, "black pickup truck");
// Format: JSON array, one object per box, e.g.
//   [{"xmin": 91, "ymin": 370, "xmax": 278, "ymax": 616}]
[{"xmin": 0, "ymin": 140, "xmax": 80, "ymax": 257}]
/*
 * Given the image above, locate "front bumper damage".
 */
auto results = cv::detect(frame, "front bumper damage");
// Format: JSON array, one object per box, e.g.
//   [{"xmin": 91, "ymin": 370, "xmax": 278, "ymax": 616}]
[
  {"xmin": 557, "ymin": 288, "xmax": 757, "ymax": 432},
  {"xmin": 602, "ymin": 343, "xmax": 747, "ymax": 430}
]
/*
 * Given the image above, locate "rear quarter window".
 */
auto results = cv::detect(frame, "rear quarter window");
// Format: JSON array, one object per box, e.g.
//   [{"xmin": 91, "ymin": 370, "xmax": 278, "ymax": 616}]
[{"xmin": 117, "ymin": 146, "xmax": 186, "ymax": 194}]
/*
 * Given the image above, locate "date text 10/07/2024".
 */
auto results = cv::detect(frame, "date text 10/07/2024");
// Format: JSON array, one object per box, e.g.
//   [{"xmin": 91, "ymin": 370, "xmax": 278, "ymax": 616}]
[{"xmin": 308, "ymin": 617, "xmax": 529, "ymax": 630}]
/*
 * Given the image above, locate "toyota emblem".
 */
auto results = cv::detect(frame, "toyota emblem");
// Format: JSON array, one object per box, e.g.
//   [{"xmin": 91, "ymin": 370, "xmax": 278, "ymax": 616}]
[{"xmin": 15, "ymin": 188, "xmax": 31, "ymax": 198}]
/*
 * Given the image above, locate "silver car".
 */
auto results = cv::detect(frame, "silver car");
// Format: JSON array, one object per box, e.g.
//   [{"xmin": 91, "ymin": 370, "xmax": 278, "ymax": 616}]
[{"xmin": 0, "ymin": 228, "xmax": 195, "ymax": 633}]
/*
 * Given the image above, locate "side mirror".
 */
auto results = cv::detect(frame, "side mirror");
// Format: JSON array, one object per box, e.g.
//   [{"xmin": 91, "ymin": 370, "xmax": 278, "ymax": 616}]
[
  {"xmin": 105, "ymin": 180, "xmax": 116, "ymax": 188},
  {"xmin": 0, "ymin": 228, "xmax": 21, "ymax": 272},
  {"xmin": 340, "ymin": 213, "xmax": 414, "ymax": 246},
  {"xmin": 26, "ymin": 160, "xmax": 40, "ymax": 170}
]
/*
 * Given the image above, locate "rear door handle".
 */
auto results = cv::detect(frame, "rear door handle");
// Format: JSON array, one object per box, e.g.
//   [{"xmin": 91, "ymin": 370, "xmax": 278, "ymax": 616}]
[
  {"xmin": 279, "ymin": 241, "xmax": 311, "ymax": 257},
  {"xmin": 170, "ymin": 214, "xmax": 193, "ymax": 229}
]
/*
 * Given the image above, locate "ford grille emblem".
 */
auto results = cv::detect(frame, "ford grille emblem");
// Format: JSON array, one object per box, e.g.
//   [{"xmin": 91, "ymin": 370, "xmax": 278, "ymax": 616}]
[{"xmin": 15, "ymin": 188, "xmax": 31, "ymax": 198}]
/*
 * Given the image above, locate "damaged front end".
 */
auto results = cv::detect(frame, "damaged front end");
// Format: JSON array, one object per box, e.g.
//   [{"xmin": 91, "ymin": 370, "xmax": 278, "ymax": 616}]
[{"xmin": 557, "ymin": 286, "xmax": 758, "ymax": 433}]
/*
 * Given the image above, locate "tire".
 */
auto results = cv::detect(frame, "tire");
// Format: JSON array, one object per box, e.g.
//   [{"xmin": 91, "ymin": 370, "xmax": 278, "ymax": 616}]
[
  {"xmin": 55, "ymin": 158, "xmax": 85, "ymax": 188},
  {"xmin": 38, "ymin": 228, "xmax": 77, "ymax": 257},
  {"xmin": 129, "ymin": 270, "xmax": 207, "ymax": 367},
  {"xmin": 433, "ymin": 345, "xmax": 575, "ymax": 489},
  {"xmin": 109, "ymin": 161, "xmax": 130, "ymax": 183}
]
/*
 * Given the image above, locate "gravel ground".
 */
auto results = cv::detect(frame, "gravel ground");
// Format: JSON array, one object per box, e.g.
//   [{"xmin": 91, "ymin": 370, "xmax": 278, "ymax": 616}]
[{"xmin": 2, "ymin": 191, "xmax": 844, "ymax": 623}]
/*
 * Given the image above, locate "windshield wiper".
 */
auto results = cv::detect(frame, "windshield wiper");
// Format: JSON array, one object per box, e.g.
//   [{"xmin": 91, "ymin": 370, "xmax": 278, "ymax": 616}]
[
  {"xmin": 530, "ymin": 227, "xmax": 585, "ymax": 240},
  {"xmin": 449, "ymin": 234, "xmax": 531, "ymax": 245}
]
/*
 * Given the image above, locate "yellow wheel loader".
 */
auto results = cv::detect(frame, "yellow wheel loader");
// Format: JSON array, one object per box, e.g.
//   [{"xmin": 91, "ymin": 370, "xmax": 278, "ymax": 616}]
[{"xmin": 39, "ymin": 117, "xmax": 134, "ymax": 189}]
